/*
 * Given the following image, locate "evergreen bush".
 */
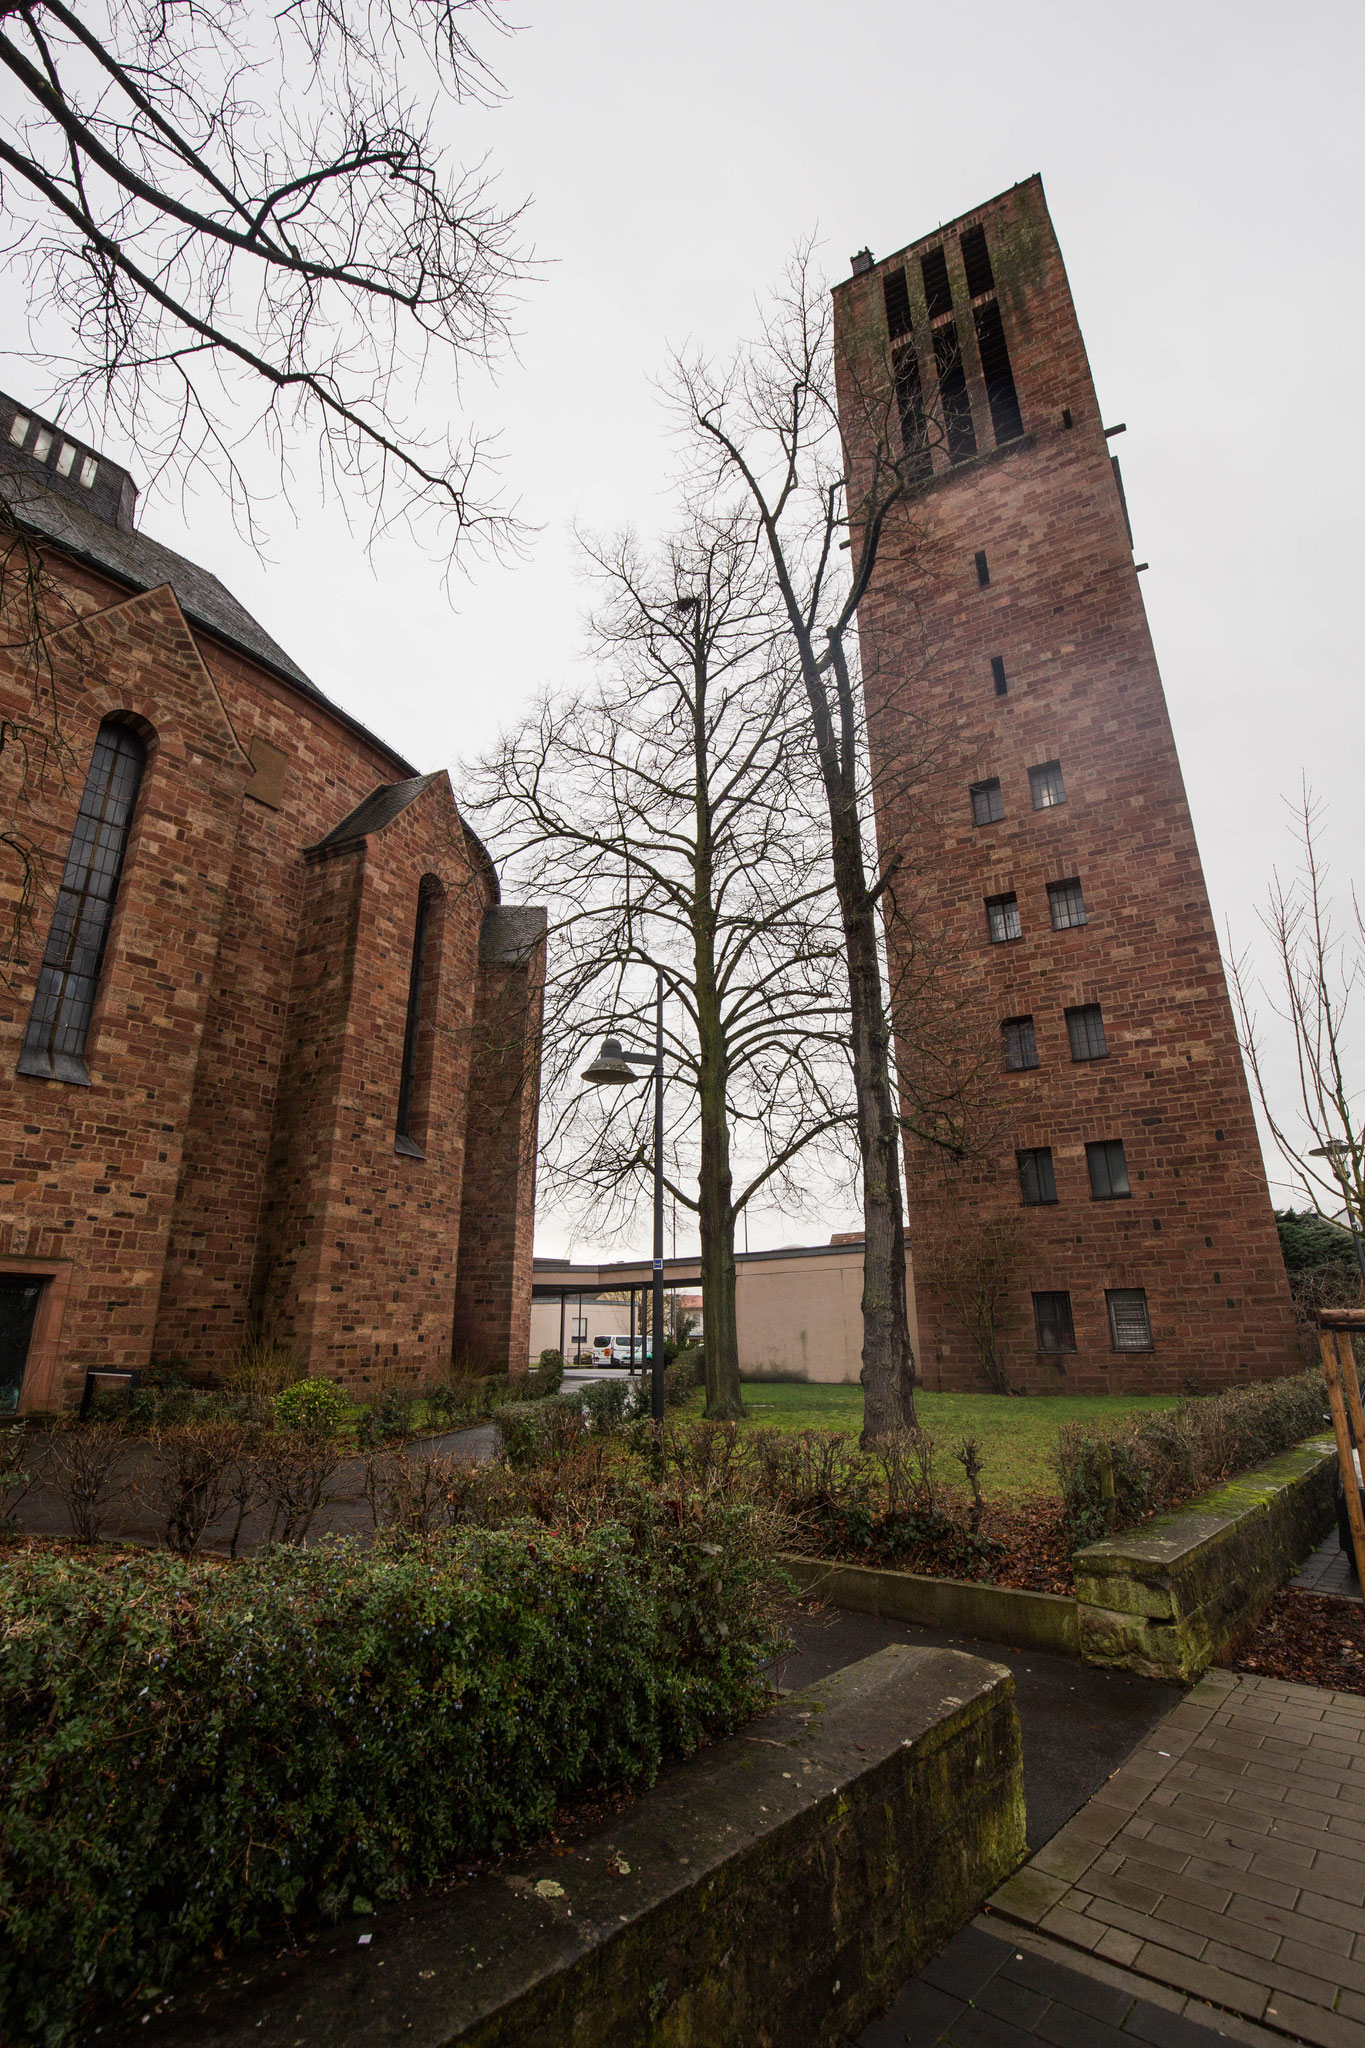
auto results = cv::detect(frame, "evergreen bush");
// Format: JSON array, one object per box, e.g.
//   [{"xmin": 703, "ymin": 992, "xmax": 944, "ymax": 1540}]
[
  {"xmin": 0, "ymin": 1504, "xmax": 784, "ymax": 2043},
  {"xmin": 1054, "ymin": 1370, "xmax": 1329, "ymax": 1547},
  {"xmin": 272, "ymin": 1376, "xmax": 350, "ymax": 1434}
]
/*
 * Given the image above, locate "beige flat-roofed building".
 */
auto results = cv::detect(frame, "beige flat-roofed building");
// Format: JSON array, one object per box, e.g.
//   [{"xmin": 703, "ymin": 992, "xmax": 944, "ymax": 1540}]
[{"xmin": 532, "ymin": 1239, "xmax": 917, "ymax": 1385}]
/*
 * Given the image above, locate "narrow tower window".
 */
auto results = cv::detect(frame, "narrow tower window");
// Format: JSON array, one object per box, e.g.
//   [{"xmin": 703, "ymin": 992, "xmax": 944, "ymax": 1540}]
[
  {"xmin": 1066, "ymin": 1005, "xmax": 1108, "ymax": 1061},
  {"xmin": 991, "ymin": 655, "xmax": 1008, "ymax": 697},
  {"xmin": 970, "ymin": 778, "xmax": 1004, "ymax": 826},
  {"xmin": 1002, "ymin": 1016, "xmax": 1038, "ymax": 1071},
  {"xmin": 1017, "ymin": 1148, "xmax": 1057, "ymax": 1205},
  {"xmin": 882, "ymin": 268, "xmax": 913, "ymax": 340},
  {"xmin": 975, "ymin": 550, "xmax": 990, "ymax": 587},
  {"xmin": 1029, "ymin": 760, "xmax": 1066, "ymax": 809},
  {"xmin": 395, "ymin": 876, "xmax": 441, "ymax": 1158},
  {"xmin": 1033, "ymin": 1292, "xmax": 1076, "ymax": 1353},
  {"xmin": 934, "ymin": 321, "xmax": 977, "ymax": 462},
  {"xmin": 972, "ymin": 300, "xmax": 1025, "ymax": 445},
  {"xmin": 892, "ymin": 343, "xmax": 933, "ymax": 483},
  {"xmin": 19, "ymin": 719, "xmax": 146, "ymax": 1082},
  {"xmin": 959, "ymin": 225, "xmax": 995, "ymax": 298},
  {"xmin": 920, "ymin": 247, "xmax": 954, "ymax": 320}
]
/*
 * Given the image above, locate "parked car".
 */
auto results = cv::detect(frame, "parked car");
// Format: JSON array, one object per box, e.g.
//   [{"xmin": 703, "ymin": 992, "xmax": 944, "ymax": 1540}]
[{"xmin": 590, "ymin": 1334, "xmax": 645, "ymax": 1369}]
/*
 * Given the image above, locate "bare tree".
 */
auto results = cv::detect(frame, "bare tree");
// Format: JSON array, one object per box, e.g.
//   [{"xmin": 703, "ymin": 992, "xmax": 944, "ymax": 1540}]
[
  {"xmin": 471, "ymin": 512, "xmax": 856, "ymax": 1419},
  {"xmin": 914, "ymin": 1205, "xmax": 1023, "ymax": 1394},
  {"xmin": 669, "ymin": 244, "xmax": 955, "ymax": 1438},
  {"xmin": 0, "ymin": 0, "xmax": 526, "ymax": 553},
  {"xmin": 1229, "ymin": 786, "xmax": 1365, "ymax": 1282}
]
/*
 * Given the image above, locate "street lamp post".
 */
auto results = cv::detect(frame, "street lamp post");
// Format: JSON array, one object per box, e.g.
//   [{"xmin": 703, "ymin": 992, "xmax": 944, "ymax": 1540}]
[
  {"xmin": 582, "ymin": 969, "xmax": 667, "ymax": 1421},
  {"xmin": 1309, "ymin": 1141, "xmax": 1365, "ymax": 1292}
]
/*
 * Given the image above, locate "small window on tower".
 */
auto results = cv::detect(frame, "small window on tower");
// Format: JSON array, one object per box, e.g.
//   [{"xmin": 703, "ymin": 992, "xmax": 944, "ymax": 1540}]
[
  {"xmin": 1086, "ymin": 1140, "xmax": 1130, "ymax": 1200},
  {"xmin": 1107, "ymin": 1289, "xmax": 1152, "ymax": 1351},
  {"xmin": 986, "ymin": 893, "xmax": 1021, "ymax": 944},
  {"xmin": 1048, "ymin": 877, "xmax": 1087, "ymax": 930},
  {"xmin": 1002, "ymin": 1016, "xmax": 1038, "ymax": 1071},
  {"xmin": 1033, "ymin": 1292, "xmax": 1076, "ymax": 1353},
  {"xmin": 882, "ymin": 268, "xmax": 913, "ymax": 340},
  {"xmin": 1018, "ymin": 1148, "xmax": 1057, "ymax": 1205},
  {"xmin": 1066, "ymin": 1005, "xmax": 1108, "ymax": 1061},
  {"xmin": 991, "ymin": 656, "xmax": 1008, "ymax": 697},
  {"xmin": 1029, "ymin": 761, "xmax": 1066, "ymax": 810},
  {"xmin": 970, "ymin": 778, "xmax": 1004, "ymax": 826},
  {"xmin": 975, "ymin": 550, "xmax": 990, "ymax": 587},
  {"xmin": 8, "ymin": 414, "xmax": 30, "ymax": 447}
]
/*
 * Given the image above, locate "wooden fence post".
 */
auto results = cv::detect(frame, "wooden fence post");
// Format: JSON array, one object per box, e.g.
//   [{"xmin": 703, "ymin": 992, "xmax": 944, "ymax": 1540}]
[{"xmin": 1316, "ymin": 1309, "xmax": 1365, "ymax": 1589}]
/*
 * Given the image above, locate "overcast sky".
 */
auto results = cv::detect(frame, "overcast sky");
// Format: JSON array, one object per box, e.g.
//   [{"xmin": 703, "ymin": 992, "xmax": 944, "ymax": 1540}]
[{"xmin": 4, "ymin": 0, "xmax": 1362, "ymax": 1261}]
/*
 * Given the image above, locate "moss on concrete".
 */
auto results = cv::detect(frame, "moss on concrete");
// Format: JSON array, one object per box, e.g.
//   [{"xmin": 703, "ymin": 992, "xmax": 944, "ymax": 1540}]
[
  {"xmin": 147, "ymin": 1645, "xmax": 1026, "ymax": 2047},
  {"xmin": 1073, "ymin": 1437, "xmax": 1337, "ymax": 1682}
]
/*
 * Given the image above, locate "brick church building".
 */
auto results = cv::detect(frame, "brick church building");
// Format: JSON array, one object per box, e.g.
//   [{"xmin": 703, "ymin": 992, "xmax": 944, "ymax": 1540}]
[
  {"xmin": 834, "ymin": 177, "xmax": 1299, "ymax": 1392},
  {"xmin": 0, "ymin": 394, "xmax": 543, "ymax": 1416}
]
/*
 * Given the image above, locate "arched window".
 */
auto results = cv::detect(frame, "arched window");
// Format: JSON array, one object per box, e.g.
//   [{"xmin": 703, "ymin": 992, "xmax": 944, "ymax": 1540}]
[
  {"xmin": 395, "ymin": 875, "xmax": 443, "ymax": 1158},
  {"xmin": 19, "ymin": 719, "xmax": 146, "ymax": 1083}
]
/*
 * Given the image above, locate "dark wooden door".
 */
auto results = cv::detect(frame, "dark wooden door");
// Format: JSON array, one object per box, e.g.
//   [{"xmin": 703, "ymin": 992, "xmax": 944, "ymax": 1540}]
[{"xmin": 0, "ymin": 1278, "xmax": 42, "ymax": 1413}]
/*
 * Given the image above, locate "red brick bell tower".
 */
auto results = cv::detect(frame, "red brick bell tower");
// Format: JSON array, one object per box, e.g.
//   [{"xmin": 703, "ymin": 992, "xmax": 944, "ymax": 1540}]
[{"xmin": 833, "ymin": 176, "xmax": 1298, "ymax": 1393}]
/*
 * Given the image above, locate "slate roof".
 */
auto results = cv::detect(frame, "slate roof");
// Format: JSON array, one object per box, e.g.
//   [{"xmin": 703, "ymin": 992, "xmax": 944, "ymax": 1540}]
[
  {"xmin": 309, "ymin": 774, "xmax": 444, "ymax": 849},
  {"xmin": 0, "ymin": 469, "xmax": 416, "ymax": 777}
]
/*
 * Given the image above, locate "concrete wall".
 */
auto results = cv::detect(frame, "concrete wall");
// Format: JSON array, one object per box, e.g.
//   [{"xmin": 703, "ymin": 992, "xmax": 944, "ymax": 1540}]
[{"xmin": 736, "ymin": 1244, "xmax": 900, "ymax": 1383}]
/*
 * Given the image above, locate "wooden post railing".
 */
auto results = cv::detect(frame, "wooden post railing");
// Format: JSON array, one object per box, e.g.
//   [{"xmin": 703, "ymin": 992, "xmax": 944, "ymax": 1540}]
[{"xmin": 1315, "ymin": 1308, "xmax": 1365, "ymax": 1589}]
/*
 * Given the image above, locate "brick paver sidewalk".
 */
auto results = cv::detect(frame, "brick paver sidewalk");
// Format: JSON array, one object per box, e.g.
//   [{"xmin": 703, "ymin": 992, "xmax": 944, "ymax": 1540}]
[
  {"xmin": 1292, "ymin": 1535, "xmax": 1363, "ymax": 1605},
  {"xmin": 987, "ymin": 1669, "xmax": 1365, "ymax": 2047}
]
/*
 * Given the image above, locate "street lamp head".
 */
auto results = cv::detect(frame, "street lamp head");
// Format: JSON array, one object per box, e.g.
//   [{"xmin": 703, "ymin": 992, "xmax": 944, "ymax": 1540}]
[{"xmin": 581, "ymin": 1036, "xmax": 639, "ymax": 1087}]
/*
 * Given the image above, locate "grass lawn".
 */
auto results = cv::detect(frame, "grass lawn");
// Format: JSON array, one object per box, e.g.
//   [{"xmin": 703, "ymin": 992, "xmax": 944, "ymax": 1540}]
[{"xmin": 679, "ymin": 1380, "xmax": 1182, "ymax": 1498}]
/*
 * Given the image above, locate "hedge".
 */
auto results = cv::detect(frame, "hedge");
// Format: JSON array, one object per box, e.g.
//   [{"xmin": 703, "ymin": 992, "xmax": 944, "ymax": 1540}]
[
  {"xmin": 494, "ymin": 1358, "xmax": 701, "ymax": 1466},
  {"xmin": 1054, "ymin": 1369, "xmax": 1329, "ymax": 1546},
  {"xmin": 0, "ymin": 1498, "xmax": 783, "ymax": 2044}
]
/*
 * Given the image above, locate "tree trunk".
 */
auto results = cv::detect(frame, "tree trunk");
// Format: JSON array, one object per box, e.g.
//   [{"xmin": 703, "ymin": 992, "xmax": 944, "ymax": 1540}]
[
  {"xmin": 697, "ymin": 1052, "xmax": 743, "ymax": 1418},
  {"xmin": 813, "ymin": 631, "xmax": 916, "ymax": 1443},
  {"xmin": 691, "ymin": 641, "xmax": 745, "ymax": 1419},
  {"xmin": 842, "ymin": 862, "xmax": 917, "ymax": 1439}
]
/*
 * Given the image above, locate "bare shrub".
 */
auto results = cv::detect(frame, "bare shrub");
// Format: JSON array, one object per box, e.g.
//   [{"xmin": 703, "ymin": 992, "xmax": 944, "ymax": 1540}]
[
  {"xmin": 220, "ymin": 1334, "xmax": 304, "ymax": 1419},
  {"xmin": 0, "ymin": 1429, "xmax": 43, "ymax": 1533},
  {"xmin": 953, "ymin": 1435, "xmax": 986, "ymax": 1535},
  {"xmin": 48, "ymin": 1421, "xmax": 130, "ymax": 1545},
  {"xmin": 148, "ymin": 1422, "xmax": 248, "ymax": 1556},
  {"xmin": 254, "ymin": 1431, "xmax": 340, "ymax": 1548},
  {"xmin": 873, "ymin": 1426, "xmax": 937, "ymax": 1520}
]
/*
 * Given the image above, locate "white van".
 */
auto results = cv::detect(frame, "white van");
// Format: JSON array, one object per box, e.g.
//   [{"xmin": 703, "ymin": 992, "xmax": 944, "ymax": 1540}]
[{"xmin": 590, "ymin": 1333, "xmax": 645, "ymax": 1369}]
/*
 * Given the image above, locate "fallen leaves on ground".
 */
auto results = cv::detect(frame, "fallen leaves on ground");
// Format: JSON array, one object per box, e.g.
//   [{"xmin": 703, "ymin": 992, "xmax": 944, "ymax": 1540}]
[{"xmin": 1233, "ymin": 1588, "xmax": 1365, "ymax": 1695}]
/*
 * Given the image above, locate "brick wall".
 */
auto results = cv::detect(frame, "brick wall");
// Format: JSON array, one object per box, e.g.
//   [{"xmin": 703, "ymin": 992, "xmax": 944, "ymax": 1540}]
[
  {"xmin": 833, "ymin": 177, "xmax": 1299, "ymax": 1394},
  {"xmin": 451, "ymin": 906, "xmax": 546, "ymax": 1371},
  {"xmin": 0, "ymin": 546, "xmax": 544, "ymax": 1407}
]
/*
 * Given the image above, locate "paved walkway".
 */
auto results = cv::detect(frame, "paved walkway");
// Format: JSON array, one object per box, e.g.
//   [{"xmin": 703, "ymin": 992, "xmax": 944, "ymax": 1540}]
[
  {"xmin": 863, "ymin": 1921, "xmax": 1260, "ymax": 2048},
  {"xmin": 986, "ymin": 1669, "xmax": 1365, "ymax": 2048},
  {"xmin": 1292, "ymin": 1533, "xmax": 1363, "ymax": 1605}
]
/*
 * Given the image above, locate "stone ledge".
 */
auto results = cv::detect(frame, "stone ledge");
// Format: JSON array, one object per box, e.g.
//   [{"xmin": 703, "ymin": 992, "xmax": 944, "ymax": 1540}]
[
  {"xmin": 782, "ymin": 1553, "xmax": 1080, "ymax": 1657},
  {"xmin": 146, "ymin": 1644, "xmax": 1026, "ymax": 2048},
  {"xmin": 1073, "ymin": 1436, "xmax": 1338, "ymax": 1681}
]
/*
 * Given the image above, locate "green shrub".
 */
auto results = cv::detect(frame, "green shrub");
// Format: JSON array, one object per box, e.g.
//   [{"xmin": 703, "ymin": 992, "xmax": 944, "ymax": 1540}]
[
  {"xmin": 1054, "ymin": 1369, "xmax": 1329, "ymax": 1548},
  {"xmin": 494, "ymin": 1391, "xmax": 589, "ymax": 1465},
  {"xmin": 0, "ymin": 1503, "xmax": 785, "ymax": 2043},
  {"xmin": 537, "ymin": 1348, "xmax": 565, "ymax": 1380},
  {"xmin": 272, "ymin": 1376, "xmax": 349, "ymax": 1434}
]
